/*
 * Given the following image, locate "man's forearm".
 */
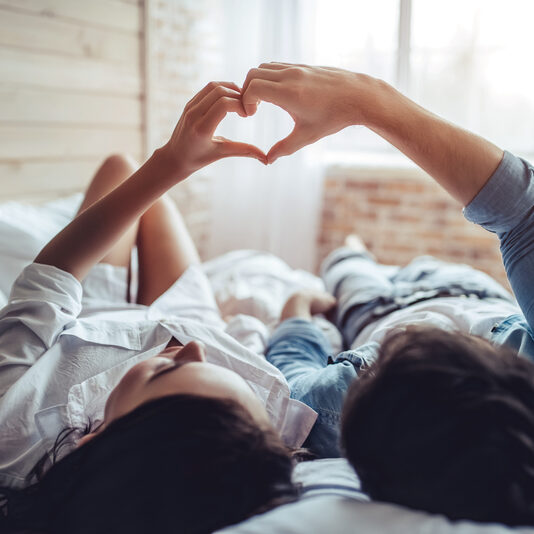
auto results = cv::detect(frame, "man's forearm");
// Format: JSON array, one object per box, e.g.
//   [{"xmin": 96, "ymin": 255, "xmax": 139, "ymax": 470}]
[
  {"xmin": 361, "ymin": 78, "xmax": 504, "ymax": 206},
  {"xmin": 242, "ymin": 64, "xmax": 504, "ymax": 205}
]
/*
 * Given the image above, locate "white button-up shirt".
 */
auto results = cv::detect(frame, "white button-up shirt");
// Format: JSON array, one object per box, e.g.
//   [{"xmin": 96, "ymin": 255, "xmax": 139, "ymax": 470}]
[{"xmin": 0, "ymin": 262, "xmax": 317, "ymax": 489}]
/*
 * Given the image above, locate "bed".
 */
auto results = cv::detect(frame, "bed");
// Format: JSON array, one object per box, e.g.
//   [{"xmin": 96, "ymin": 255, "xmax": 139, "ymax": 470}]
[{"xmin": 0, "ymin": 195, "xmax": 531, "ymax": 534}]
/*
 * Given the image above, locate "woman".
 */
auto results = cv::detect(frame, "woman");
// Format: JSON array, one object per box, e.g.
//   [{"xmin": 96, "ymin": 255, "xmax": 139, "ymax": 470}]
[{"xmin": 0, "ymin": 82, "xmax": 316, "ymax": 533}]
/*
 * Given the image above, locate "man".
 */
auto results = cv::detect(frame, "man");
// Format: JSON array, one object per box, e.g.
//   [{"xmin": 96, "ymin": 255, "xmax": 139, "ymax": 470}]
[{"xmin": 242, "ymin": 63, "xmax": 534, "ymax": 525}]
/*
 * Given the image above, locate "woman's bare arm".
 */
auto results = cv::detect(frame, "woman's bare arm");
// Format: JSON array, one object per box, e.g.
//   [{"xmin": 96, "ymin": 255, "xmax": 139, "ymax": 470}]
[{"xmin": 35, "ymin": 82, "xmax": 266, "ymax": 280}]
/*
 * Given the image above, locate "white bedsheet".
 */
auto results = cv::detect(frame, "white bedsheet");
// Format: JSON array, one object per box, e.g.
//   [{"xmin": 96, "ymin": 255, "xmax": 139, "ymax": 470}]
[
  {"xmin": 219, "ymin": 459, "xmax": 534, "ymax": 534},
  {"xmin": 0, "ymin": 194, "xmax": 342, "ymax": 353},
  {"xmin": 0, "ymin": 194, "xmax": 83, "ymax": 298}
]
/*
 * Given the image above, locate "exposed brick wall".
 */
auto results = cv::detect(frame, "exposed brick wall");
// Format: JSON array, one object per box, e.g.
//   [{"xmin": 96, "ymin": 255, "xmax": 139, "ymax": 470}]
[
  {"xmin": 149, "ymin": 0, "xmax": 218, "ymax": 259},
  {"xmin": 317, "ymin": 167, "xmax": 509, "ymax": 289}
]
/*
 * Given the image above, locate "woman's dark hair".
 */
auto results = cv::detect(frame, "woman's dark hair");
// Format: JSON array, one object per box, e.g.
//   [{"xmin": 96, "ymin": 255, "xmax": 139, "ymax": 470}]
[
  {"xmin": 341, "ymin": 326, "xmax": 534, "ymax": 526},
  {"xmin": 0, "ymin": 395, "xmax": 298, "ymax": 534}
]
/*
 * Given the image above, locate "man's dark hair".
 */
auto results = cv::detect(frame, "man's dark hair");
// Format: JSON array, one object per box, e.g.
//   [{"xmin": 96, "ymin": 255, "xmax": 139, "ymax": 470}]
[
  {"xmin": 341, "ymin": 326, "xmax": 534, "ymax": 526},
  {"xmin": 0, "ymin": 395, "xmax": 298, "ymax": 534}
]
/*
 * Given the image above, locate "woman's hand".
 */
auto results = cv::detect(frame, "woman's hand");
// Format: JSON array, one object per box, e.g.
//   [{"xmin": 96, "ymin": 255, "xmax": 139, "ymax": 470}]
[
  {"xmin": 241, "ymin": 63, "xmax": 379, "ymax": 163},
  {"xmin": 280, "ymin": 290, "xmax": 337, "ymax": 322},
  {"xmin": 35, "ymin": 82, "xmax": 266, "ymax": 280},
  {"xmin": 162, "ymin": 81, "xmax": 267, "ymax": 180}
]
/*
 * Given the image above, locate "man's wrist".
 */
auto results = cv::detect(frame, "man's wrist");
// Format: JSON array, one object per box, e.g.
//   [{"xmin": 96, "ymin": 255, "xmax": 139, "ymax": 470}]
[{"xmin": 349, "ymin": 74, "xmax": 395, "ymax": 129}]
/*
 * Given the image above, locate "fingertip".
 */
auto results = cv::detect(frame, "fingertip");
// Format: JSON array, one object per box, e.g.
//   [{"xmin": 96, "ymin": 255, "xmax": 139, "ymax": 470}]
[
  {"xmin": 253, "ymin": 151, "xmax": 268, "ymax": 165},
  {"xmin": 246, "ymin": 154, "xmax": 266, "ymax": 165},
  {"xmin": 244, "ymin": 103, "xmax": 257, "ymax": 116},
  {"xmin": 267, "ymin": 153, "xmax": 278, "ymax": 165}
]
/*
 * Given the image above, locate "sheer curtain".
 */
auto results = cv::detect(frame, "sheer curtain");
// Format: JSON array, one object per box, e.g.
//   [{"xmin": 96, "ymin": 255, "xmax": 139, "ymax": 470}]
[
  {"xmin": 205, "ymin": 0, "xmax": 322, "ymax": 271},
  {"xmin": 183, "ymin": 0, "xmax": 534, "ymax": 268}
]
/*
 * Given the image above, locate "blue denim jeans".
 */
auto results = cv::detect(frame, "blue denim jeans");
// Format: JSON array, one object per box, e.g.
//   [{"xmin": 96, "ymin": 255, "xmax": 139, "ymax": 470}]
[
  {"xmin": 321, "ymin": 249, "xmax": 514, "ymax": 349},
  {"xmin": 268, "ymin": 151, "xmax": 534, "ymax": 458},
  {"xmin": 267, "ymin": 251, "xmax": 515, "ymax": 458}
]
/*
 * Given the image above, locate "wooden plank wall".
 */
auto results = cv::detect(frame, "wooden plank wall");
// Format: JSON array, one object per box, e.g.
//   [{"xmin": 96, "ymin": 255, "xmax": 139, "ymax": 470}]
[{"xmin": 0, "ymin": 0, "xmax": 145, "ymax": 201}]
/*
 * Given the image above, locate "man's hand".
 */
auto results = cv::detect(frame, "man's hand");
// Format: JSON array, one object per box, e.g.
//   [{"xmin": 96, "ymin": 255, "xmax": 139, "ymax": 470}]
[
  {"xmin": 241, "ymin": 63, "xmax": 378, "ymax": 163},
  {"xmin": 163, "ymin": 81, "xmax": 267, "ymax": 179},
  {"xmin": 243, "ymin": 62, "xmax": 503, "ymax": 205},
  {"xmin": 280, "ymin": 290, "xmax": 337, "ymax": 322}
]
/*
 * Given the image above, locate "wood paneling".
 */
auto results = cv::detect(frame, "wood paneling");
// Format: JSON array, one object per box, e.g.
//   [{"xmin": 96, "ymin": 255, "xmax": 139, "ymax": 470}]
[
  {"xmin": 0, "ymin": 160, "xmax": 100, "ymax": 199},
  {"xmin": 0, "ymin": 0, "xmax": 214, "ymax": 259},
  {"xmin": 0, "ymin": 126, "xmax": 143, "ymax": 160},
  {"xmin": 0, "ymin": 0, "xmax": 145, "ymax": 200},
  {"xmin": 0, "ymin": 48, "xmax": 140, "ymax": 96},
  {"xmin": 0, "ymin": 0, "xmax": 141, "ymax": 33},
  {"xmin": 0, "ymin": 86, "xmax": 141, "ymax": 126},
  {"xmin": 0, "ymin": 10, "xmax": 139, "ymax": 62}
]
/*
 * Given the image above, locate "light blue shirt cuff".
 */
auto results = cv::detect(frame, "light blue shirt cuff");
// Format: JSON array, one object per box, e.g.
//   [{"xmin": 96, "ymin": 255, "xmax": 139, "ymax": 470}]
[{"xmin": 463, "ymin": 151, "xmax": 534, "ymax": 235}]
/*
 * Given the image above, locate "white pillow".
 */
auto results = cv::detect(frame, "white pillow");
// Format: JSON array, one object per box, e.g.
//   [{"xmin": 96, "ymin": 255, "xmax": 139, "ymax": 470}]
[
  {"xmin": 0, "ymin": 194, "xmax": 82, "ymax": 297},
  {"xmin": 219, "ymin": 497, "xmax": 533, "ymax": 534},
  {"xmin": 218, "ymin": 459, "xmax": 533, "ymax": 534}
]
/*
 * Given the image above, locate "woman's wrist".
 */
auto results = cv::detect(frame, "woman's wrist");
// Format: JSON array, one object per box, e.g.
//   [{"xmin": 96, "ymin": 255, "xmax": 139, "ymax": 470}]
[{"xmin": 154, "ymin": 144, "xmax": 190, "ymax": 185}]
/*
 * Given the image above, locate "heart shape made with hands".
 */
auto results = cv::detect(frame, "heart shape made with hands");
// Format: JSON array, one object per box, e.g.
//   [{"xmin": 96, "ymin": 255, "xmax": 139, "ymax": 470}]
[{"xmin": 215, "ymin": 101, "xmax": 294, "ymax": 162}]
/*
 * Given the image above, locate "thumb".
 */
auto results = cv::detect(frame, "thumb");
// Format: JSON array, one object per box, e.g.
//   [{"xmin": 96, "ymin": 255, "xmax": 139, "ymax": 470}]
[
  {"xmin": 213, "ymin": 136, "xmax": 267, "ymax": 164},
  {"xmin": 267, "ymin": 126, "xmax": 306, "ymax": 164}
]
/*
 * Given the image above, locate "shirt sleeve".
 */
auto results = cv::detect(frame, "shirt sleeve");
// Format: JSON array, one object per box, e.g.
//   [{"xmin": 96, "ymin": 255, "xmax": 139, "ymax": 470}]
[
  {"xmin": 0, "ymin": 263, "xmax": 83, "ymax": 398},
  {"xmin": 464, "ymin": 151, "xmax": 534, "ymax": 330}
]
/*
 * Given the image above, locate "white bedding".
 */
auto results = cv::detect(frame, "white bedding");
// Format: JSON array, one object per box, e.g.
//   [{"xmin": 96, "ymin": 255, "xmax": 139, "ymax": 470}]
[
  {"xmin": 0, "ymin": 195, "xmax": 532, "ymax": 533},
  {"xmin": 0, "ymin": 194, "xmax": 342, "ymax": 353},
  {"xmin": 218, "ymin": 459, "xmax": 534, "ymax": 534}
]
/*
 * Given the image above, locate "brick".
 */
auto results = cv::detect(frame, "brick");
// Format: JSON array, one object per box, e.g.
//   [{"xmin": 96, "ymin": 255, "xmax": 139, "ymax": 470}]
[
  {"xmin": 367, "ymin": 196, "xmax": 402, "ymax": 206},
  {"xmin": 384, "ymin": 182, "xmax": 427, "ymax": 194},
  {"xmin": 345, "ymin": 181, "xmax": 379, "ymax": 191},
  {"xmin": 317, "ymin": 173, "xmax": 508, "ymax": 287}
]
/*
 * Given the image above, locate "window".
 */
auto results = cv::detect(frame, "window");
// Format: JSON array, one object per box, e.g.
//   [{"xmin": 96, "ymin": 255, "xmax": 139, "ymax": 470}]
[{"xmin": 314, "ymin": 0, "xmax": 534, "ymax": 159}]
